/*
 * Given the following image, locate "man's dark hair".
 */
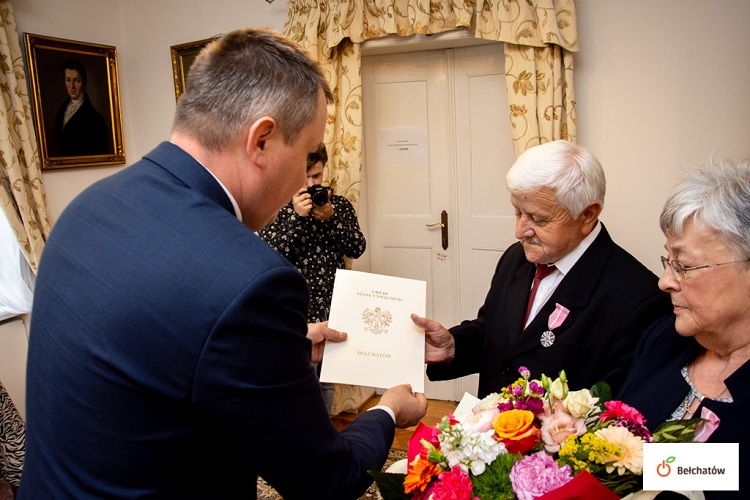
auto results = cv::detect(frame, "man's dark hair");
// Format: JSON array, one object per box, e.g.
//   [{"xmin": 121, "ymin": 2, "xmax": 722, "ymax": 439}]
[{"xmin": 307, "ymin": 143, "xmax": 328, "ymax": 170}]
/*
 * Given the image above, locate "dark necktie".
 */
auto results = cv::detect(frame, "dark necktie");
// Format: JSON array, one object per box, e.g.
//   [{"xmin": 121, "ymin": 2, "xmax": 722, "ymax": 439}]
[{"xmin": 523, "ymin": 264, "xmax": 556, "ymax": 327}]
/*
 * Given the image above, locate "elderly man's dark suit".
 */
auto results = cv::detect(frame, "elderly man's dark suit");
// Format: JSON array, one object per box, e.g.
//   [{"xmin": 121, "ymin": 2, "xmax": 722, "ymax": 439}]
[
  {"xmin": 428, "ymin": 225, "xmax": 672, "ymax": 397},
  {"xmin": 20, "ymin": 142, "xmax": 393, "ymax": 499}
]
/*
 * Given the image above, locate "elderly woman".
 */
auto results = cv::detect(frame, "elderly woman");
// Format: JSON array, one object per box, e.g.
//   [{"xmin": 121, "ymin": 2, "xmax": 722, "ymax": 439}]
[{"xmin": 618, "ymin": 156, "xmax": 750, "ymax": 498}]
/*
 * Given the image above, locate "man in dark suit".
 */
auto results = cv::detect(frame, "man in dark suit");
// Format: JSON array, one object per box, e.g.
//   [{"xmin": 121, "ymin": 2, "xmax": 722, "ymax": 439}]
[
  {"xmin": 20, "ymin": 29, "xmax": 427, "ymax": 499},
  {"xmin": 412, "ymin": 140, "xmax": 671, "ymax": 397}
]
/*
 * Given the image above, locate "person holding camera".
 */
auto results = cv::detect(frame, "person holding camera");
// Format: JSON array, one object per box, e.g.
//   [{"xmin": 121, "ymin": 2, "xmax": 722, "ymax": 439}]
[{"xmin": 259, "ymin": 143, "xmax": 366, "ymax": 413}]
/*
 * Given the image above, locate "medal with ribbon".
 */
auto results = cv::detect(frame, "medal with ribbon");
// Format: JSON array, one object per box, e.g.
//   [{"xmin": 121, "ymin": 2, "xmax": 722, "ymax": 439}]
[{"xmin": 540, "ymin": 303, "xmax": 570, "ymax": 347}]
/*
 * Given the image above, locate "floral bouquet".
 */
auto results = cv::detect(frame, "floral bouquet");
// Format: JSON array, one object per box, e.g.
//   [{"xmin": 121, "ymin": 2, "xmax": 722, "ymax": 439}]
[{"xmin": 371, "ymin": 367, "xmax": 716, "ymax": 500}]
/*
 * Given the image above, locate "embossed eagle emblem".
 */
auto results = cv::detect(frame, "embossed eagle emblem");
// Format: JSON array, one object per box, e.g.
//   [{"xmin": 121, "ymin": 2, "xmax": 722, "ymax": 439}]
[{"xmin": 361, "ymin": 307, "xmax": 393, "ymax": 335}]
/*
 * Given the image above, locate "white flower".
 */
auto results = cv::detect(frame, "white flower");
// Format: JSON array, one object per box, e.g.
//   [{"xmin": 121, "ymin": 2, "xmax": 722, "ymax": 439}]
[
  {"xmin": 549, "ymin": 378, "xmax": 568, "ymax": 400},
  {"xmin": 438, "ymin": 421, "xmax": 507, "ymax": 475},
  {"xmin": 472, "ymin": 392, "xmax": 505, "ymax": 413},
  {"xmin": 564, "ymin": 389, "xmax": 599, "ymax": 418}
]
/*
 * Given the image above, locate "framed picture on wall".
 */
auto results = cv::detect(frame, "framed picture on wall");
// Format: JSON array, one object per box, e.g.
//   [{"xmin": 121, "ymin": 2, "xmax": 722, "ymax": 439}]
[
  {"xmin": 170, "ymin": 37, "xmax": 217, "ymax": 101},
  {"xmin": 23, "ymin": 33, "xmax": 126, "ymax": 170}
]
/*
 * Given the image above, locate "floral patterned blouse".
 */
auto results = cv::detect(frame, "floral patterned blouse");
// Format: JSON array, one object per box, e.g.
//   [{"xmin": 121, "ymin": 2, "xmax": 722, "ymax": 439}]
[{"xmin": 258, "ymin": 194, "xmax": 366, "ymax": 323}]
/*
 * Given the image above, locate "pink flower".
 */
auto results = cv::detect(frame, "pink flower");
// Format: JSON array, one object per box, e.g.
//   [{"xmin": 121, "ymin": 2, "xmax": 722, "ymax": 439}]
[
  {"xmin": 510, "ymin": 451, "xmax": 573, "ymax": 500},
  {"xmin": 693, "ymin": 407, "xmax": 720, "ymax": 442},
  {"xmin": 411, "ymin": 483, "xmax": 436, "ymax": 500},
  {"xmin": 428, "ymin": 467, "xmax": 478, "ymax": 500},
  {"xmin": 539, "ymin": 404, "xmax": 587, "ymax": 453},
  {"xmin": 599, "ymin": 400, "xmax": 646, "ymax": 425},
  {"xmin": 529, "ymin": 380, "xmax": 545, "ymax": 395}
]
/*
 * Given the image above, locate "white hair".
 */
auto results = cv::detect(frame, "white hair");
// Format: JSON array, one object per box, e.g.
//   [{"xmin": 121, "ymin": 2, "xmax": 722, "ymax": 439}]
[
  {"xmin": 660, "ymin": 155, "xmax": 750, "ymax": 259},
  {"xmin": 505, "ymin": 140, "xmax": 606, "ymax": 218}
]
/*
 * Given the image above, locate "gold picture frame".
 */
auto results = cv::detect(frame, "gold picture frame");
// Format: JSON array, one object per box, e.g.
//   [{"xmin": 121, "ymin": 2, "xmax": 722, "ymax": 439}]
[
  {"xmin": 170, "ymin": 37, "xmax": 217, "ymax": 101},
  {"xmin": 24, "ymin": 33, "xmax": 126, "ymax": 170}
]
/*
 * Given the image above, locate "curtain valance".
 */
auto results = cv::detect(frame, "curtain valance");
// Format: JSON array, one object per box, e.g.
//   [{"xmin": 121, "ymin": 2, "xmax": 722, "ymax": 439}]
[{"xmin": 285, "ymin": 0, "xmax": 579, "ymax": 57}]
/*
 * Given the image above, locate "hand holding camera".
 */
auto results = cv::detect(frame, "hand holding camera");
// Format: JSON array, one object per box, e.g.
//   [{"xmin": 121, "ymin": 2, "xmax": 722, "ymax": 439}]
[
  {"xmin": 292, "ymin": 184, "xmax": 333, "ymax": 221},
  {"xmin": 306, "ymin": 184, "xmax": 330, "ymax": 207}
]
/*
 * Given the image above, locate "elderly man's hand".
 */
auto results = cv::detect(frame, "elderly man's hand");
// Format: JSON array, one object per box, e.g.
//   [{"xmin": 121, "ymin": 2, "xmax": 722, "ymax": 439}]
[
  {"xmin": 411, "ymin": 314, "xmax": 456, "ymax": 364},
  {"xmin": 307, "ymin": 321, "xmax": 347, "ymax": 363}
]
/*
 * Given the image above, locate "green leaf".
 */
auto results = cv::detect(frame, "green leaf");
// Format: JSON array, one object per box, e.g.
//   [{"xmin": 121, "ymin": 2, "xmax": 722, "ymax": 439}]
[
  {"xmin": 656, "ymin": 424, "xmax": 683, "ymax": 433},
  {"xmin": 590, "ymin": 382, "xmax": 612, "ymax": 403},
  {"xmin": 652, "ymin": 418, "xmax": 703, "ymax": 443},
  {"xmin": 368, "ymin": 471, "xmax": 410, "ymax": 500}
]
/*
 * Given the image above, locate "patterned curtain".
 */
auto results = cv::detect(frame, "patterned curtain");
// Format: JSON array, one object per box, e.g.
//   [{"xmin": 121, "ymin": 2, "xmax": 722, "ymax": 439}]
[
  {"xmin": 284, "ymin": 0, "xmax": 579, "ymax": 203},
  {"xmin": 0, "ymin": 1, "xmax": 52, "ymax": 273}
]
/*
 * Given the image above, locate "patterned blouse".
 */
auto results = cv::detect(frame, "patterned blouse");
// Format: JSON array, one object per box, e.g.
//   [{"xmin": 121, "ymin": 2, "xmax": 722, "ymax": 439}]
[{"xmin": 258, "ymin": 194, "xmax": 366, "ymax": 323}]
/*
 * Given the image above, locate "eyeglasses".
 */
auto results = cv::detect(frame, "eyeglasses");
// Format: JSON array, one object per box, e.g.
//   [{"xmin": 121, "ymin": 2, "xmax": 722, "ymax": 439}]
[{"xmin": 660, "ymin": 256, "xmax": 750, "ymax": 280}]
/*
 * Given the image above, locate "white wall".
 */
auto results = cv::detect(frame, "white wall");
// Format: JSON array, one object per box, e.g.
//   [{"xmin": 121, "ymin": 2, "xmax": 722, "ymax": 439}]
[{"xmin": 575, "ymin": 0, "xmax": 750, "ymax": 274}]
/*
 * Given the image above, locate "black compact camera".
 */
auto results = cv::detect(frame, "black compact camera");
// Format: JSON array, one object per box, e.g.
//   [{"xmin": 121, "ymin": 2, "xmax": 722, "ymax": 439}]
[{"xmin": 306, "ymin": 184, "xmax": 330, "ymax": 207}]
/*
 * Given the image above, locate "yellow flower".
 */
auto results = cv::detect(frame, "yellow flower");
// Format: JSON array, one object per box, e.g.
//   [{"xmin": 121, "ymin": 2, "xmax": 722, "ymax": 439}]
[
  {"xmin": 595, "ymin": 426, "xmax": 645, "ymax": 475},
  {"xmin": 559, "ymin": 433, "xmax": 622, "ymax": 474}
]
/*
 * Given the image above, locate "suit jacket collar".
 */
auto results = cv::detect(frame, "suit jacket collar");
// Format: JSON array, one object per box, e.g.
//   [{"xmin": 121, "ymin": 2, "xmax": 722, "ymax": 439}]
[
  {"xmin": 144, "ymin": 141, "xmax": 236, "ymax": 216},
  {"xmin": 510, "ymin": 224, "xmax": 615, "ymax": 354}
]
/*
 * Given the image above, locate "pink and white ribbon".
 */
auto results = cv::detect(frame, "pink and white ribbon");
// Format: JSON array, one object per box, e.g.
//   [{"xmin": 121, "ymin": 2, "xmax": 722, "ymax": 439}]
[
  {"xmin": 548, "ymin": 303, "xmax": 570, "ymax": 330},
  {"xmin": 693, "ymin": 407, "xmax": 720, "ymax": 442}
]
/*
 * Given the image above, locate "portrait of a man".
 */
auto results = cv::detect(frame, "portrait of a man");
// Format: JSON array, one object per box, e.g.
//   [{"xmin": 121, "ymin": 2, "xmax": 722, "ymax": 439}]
[
  {"xmin": 54, "ymin": 58, "xmax": 110, "ymax": 156},
  {"xmin": 24, "ymin": 33, "xmax": 125, "ymax": 169}
]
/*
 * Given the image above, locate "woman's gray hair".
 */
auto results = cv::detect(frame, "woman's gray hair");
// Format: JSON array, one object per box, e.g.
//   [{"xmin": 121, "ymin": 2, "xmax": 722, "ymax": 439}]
[
  {"xmin": 173, "ymin": 28, "xmax": 333, "ymax": 151},
  {"xmin": 660, "ymin": 156, "xmax": 750, "ymax": 259},
  {"xmin": 505, "ymin": 140, "xmax": 606, "ymax": 218}
]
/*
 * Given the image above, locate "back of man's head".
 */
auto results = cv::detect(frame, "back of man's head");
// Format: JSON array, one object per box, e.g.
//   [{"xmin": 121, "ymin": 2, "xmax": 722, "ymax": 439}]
[
  {"xmin": 506, "ymin": 140, "xmax": 606, "ymax": 218},
  {"xmin": 172, "ymin": 28, "xmax": 333, "ymax": 152}
]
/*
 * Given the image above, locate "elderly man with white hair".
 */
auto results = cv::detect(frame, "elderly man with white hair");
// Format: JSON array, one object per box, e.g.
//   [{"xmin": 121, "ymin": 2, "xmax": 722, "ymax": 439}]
[{"xmin": 412, "ymin": 140, "xmax": 672, "ymax": 396}]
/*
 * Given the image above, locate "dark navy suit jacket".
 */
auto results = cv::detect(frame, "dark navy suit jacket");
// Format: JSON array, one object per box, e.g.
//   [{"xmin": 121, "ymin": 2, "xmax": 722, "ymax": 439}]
[
  {"xmin": 428, "ymin": 225, "xmax": 672, "ymax": 397},
  {"xmin": 20, "ymin": 142, "xmax": 393, "ymax": 499},
  {"xmin": 619, "ymin": 316, "xmax": 749, "ymax": 499}
]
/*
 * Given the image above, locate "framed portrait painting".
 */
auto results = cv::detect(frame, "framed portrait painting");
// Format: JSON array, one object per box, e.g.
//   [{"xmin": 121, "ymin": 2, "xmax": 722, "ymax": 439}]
[
  {"xmin": 24, "ymin": 33, "xmax": 126, "ymax": 169},
  {"xmin": 170, "ymin": 37, "xmax": 216, "ymax": 101}
]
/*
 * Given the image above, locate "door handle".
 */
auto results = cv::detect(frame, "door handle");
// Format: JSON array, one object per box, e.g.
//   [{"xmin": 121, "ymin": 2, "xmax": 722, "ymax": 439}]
[{"xmin": 425, "ymin": 210, "xmax": 448, "ymax": 250}]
